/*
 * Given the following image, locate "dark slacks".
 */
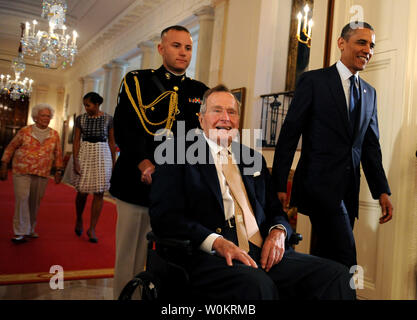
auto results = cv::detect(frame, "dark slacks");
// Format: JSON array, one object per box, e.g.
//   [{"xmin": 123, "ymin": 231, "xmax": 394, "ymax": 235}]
[
  {"xmin": 185, "ymin": 226, "xmax": 356, "ymax": 300},
  {"xmin": 309, "ymin": 175, "xmax": 358, "ymax": 268},
  {"xmin": 309, "ymin": 206, "xmax": 357, "ymax": 269}
]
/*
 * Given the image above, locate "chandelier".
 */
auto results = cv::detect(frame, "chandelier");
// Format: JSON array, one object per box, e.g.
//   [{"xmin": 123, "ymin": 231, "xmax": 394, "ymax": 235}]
[
  {"xmin": 296, "ymin": 4, "xmax": 314, "ymax": 48},
  {"xmin": 42, "ymin": 0, "xmax": 67, "ymax": 25},
  {"xmin": 0, "ymin": 73, "xmax": 34, "ymax": 101},
  {"xmin": 20, "ymin": 0, "xmax": 78, "ymax": 69},
  {"xmin": 1, "ymin": 25, "xmax": 34, "ymax": 101}
]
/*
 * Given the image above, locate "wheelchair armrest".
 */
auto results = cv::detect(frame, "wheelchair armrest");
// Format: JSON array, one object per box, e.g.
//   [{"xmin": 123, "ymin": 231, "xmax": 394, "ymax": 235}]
[
  {"xmin": 147, "ymin": 231, "xmax": 193, "ymax": 255},
  {"xmin": 288, "ymin": 232, "xmax": 303, "ymax": 245}
]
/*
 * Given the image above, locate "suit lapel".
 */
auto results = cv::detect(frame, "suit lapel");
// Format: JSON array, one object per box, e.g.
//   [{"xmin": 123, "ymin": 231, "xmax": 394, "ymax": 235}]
[
  {"xmin": 355, "ymin": 77, "xmax": 371, "ymax": 139},
  {"xmin": 198, "ymin": 142, "xmax": 224, "ymax": 213},
  {"xmin": 325, "ymin": 65, "xmax": 352, "ymax": 138}
]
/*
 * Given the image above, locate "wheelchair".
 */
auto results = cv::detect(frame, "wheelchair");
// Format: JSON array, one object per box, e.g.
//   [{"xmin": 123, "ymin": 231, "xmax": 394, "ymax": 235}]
[{"xmin": 118, "ymin": 231, "xmax": 303, "ymax": 300}]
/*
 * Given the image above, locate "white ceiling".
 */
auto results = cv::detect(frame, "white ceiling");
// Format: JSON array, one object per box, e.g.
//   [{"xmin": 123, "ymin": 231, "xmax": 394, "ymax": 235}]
[{"xmin": 0, "ymin": 0, "xmax": 164, "ymax": 69}]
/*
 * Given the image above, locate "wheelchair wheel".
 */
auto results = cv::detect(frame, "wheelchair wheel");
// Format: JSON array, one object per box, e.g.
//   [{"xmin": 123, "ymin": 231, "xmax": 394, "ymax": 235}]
[{"xmin": 118, "ymin": 271, "xmax": 159, "ymax": 300}]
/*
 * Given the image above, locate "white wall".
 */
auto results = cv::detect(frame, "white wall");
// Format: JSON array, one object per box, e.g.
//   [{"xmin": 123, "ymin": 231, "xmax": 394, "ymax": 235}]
[
  {"xmin": 271, "ymin": 0, "xmax": 292, "ymax": 93},
  {"xmin": 209, "ymin": 0, "xmax": 277, "ymax": 152}
]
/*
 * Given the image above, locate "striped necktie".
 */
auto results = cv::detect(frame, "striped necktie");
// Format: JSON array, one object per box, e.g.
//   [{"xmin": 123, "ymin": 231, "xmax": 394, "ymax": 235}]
[{"xmin": 220, "ymin": 150, "xmax": 263, "ymax": 251}]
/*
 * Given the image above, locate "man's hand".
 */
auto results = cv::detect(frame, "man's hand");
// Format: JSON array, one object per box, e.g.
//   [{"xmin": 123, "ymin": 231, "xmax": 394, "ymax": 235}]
[
  {"xmin": 277, "ymin": 192, "xmax": 289, "ymax": 212},
  {"xmin": 212, "ymin": 237, "xmax": 258, "ymax": 268},
  {"xmin": 260, "ymin": 228, "xmax": 286, "ymax": 272},
  {"xmin": 379, "ymin": 193, "xmax": 393, "ymax": 224},
  {"xmin": 138, "ymin": 159, "xmax": 155, "ymax": 185}
]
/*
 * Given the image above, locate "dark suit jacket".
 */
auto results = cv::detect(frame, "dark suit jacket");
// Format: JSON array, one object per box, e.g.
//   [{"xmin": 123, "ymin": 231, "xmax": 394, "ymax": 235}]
[
  {"xmin": 150, "ymin": 138, "xmax": 292, "ymax": 251},
  {"xmin": 110, "ymin": 66, "xmax": 208, "ymax": 206},
  {"xmin": 272, "ymin": 64, "xmax": 391, "ymax": 219}
]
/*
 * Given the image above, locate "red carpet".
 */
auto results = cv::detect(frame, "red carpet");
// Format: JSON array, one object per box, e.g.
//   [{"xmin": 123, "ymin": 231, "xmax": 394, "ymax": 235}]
[{"xmin": 0, "ymin": 173, "xmax": 117, "ymax": 284}]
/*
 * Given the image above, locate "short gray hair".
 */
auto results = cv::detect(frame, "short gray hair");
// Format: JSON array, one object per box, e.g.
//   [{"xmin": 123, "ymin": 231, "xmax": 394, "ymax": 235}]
[
  {"xmin": 200, "ymin": 84, "xmax": 241, "ymax": 115},
  {"xmin": 31, "ymin": 103, "xmax": 55, "ymax": 121}
]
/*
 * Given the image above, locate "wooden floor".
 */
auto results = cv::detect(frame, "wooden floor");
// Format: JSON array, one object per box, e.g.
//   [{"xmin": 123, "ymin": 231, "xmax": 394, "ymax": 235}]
[{"xmin": 0, "ymin": 278, "xmax": 114, "ymax": 300}]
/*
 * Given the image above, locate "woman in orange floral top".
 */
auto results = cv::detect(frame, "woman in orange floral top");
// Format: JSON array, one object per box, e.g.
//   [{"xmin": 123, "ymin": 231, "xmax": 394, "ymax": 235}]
[{"xmin": 0, "ymin": 103, "xmax": 63, "ymax": 243}]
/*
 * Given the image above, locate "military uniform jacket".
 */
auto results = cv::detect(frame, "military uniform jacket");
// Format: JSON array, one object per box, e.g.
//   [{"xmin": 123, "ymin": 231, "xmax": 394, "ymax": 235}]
[{"xmin": 110, "ymin": 65, "xmax": 209, "ymax": 206}]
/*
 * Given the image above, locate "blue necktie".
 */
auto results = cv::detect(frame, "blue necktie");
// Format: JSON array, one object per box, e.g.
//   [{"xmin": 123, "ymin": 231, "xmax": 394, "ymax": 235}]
[{"xmin": 349, "ymin": 75, "xmax": 359, "ymax": 129}]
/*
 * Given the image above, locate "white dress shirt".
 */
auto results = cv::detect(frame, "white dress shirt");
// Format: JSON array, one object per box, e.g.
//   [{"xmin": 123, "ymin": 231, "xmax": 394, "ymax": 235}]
[
  {"xmin": 336, "ymin": 60, "xmax": 359, "ymax": 117},
  {"xmin": 199, "ymin": 133, "xmax": 286, "ymax": 253}
]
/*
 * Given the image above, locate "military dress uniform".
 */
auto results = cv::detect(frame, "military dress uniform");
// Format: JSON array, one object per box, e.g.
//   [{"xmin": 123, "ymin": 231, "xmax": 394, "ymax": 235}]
[{"xmin": 110, "ymin": 65, "xmax": 208, "ymax": 299}]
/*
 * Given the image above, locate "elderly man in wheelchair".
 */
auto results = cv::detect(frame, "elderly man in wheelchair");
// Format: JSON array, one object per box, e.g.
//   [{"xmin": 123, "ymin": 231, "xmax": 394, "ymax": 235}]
[{"xmin": 119, "ymin": 85, "xmax": 356, "ymax": 300}]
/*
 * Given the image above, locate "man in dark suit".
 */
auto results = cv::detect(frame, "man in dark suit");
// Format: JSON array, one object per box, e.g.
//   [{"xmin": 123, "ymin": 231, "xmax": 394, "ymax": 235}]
[
  {"xmin": 272, "ymin": 22, "xmax": 393, "ymax": 268},
  {"xmin": 150, "ymin": 84, "xmax": 355, "ymax": 300},
  {"xmin": 110, "ymin": 25, "xmax": 209, "ymax": 299}
]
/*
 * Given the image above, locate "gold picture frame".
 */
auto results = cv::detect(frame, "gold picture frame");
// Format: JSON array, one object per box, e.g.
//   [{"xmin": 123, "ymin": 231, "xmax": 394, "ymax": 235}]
[
  {"xmin": 231, "ymin": 87, "xmax": 246, "ymax": 130},
  {"xmin": 285, "ymin": 0, "xmax": 314, "ymax": 91}
]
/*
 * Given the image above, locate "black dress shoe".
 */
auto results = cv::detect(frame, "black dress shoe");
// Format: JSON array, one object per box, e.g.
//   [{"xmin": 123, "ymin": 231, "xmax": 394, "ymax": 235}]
[
  {"xmin": 75, "ymin": 219, "xmax": 83, "ymax": 236},
  {"xmin": 11, "ymin": 235, "xmax": 27, "ymax": 244},
  {"xmin": 87, "ymin": 229, "xmax": 98, "ymax": 243},
  {"xmin": 74, "ymin": 227, "xmax": 83, "ymax": 236}
]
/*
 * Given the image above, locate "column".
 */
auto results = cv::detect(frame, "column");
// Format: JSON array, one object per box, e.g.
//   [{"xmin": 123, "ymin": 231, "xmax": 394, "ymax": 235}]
[
  {"xmin": 53, "ymin": 87, "xmax": 65, "ymax": 135},
  {"xmin": 150, "ymin": 34, "xmax": 163, "ymax": 69},
  {"xmin": 138, "ymin": 40, "xmax": 154, "ymax": 69},
  {"xmin": 28, "ymin": 85, "xmax": 49, "ymax": 124},
  {"xmin": 101, "ymin": 63, "xmax": 112, "ymax": 114},
  {"xmin": 194, "ymin": 6, "xmax": 215, "ymax": 84},
  {"xmin": 208, "ymin": 0, "xmax": 229, "ymax": 86},
  {"xmin": 107, "ymin": 59, "xmax": 129, "ymax": 115},
  {"xmin": 82, "ymin": 76, "xmax": 100, "ymax": 95},
  {"xmin": 80, "ymin": 75, "xmax": 101, "ymax": 114}
]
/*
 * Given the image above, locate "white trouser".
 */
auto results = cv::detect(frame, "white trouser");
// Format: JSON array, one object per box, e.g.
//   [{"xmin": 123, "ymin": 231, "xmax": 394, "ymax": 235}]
[
  {"xmin": 13, "ymin": 174, "xmax": 48, "ymax": 236},
  {"xmin": 113, "ymin": 199, "xmax": 151, "ymax": 300}
]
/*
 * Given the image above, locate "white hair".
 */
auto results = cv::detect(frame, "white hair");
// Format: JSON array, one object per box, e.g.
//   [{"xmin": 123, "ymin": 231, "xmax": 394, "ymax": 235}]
[{"xmin": 31, "ymin": 103, "xmax": 55, "ymax": 121}]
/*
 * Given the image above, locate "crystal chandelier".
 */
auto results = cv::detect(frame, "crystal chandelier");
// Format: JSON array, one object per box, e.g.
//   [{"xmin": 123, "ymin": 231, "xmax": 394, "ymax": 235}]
[
  {"xmin": 42, "ymin": 0, "xmax": 67, "ymax": 26},
  {"xmin": 0, "ymin": 73, "xmax": 34, "ymax": 101},
  {"xmin": 20, "ymin": 0, "xmax": 78, "ymax": 69},
  {"xmin": 12, "ymin": 52, "xmax": 27, "ymax": 74},
  {"xmin": 1, "ymin": 25, "xmax": 34, "ymax": 101}
]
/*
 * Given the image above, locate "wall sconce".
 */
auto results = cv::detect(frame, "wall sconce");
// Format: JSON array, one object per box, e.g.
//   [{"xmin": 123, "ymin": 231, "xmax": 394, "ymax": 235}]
[
  {"xmin": 68, "ymin": 113, "xmax": 76, "ymax": 144},
  {"xmin": 68, "ymin": 113, "xmax": 74, "ymax": 129},
  {"xmin": 296, "ymin": 4, "xmax": 313, "ymax": 48}
]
